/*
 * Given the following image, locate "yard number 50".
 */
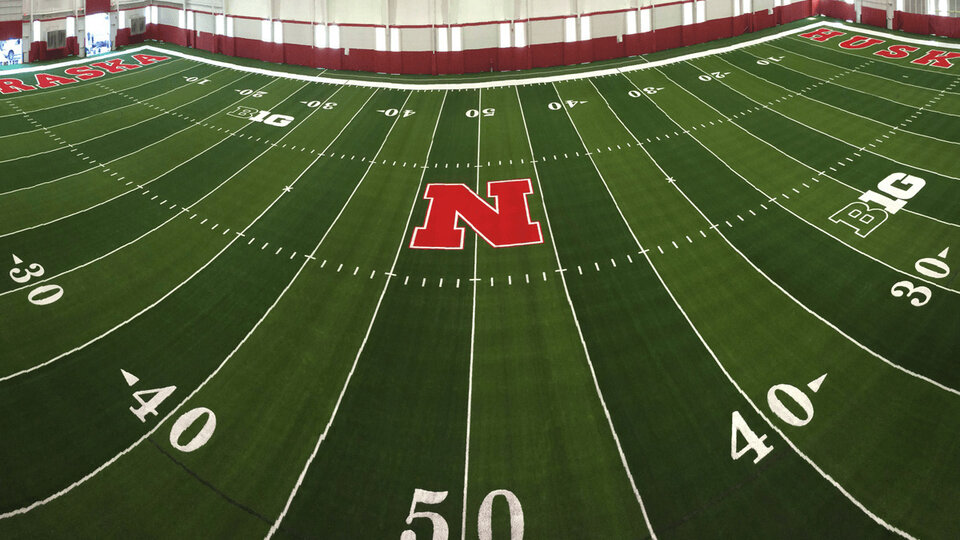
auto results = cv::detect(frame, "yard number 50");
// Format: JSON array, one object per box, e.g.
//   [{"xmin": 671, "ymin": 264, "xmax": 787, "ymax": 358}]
[{"xmin": 401, "ymin": 488, "xmax": 523, "ymax": 540}]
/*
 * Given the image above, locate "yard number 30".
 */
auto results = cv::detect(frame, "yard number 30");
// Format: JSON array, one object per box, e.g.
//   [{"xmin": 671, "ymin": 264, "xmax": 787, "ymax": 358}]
[{"xmin": 401, "ymin": 488, "xmax": 523, "ymax": 540}]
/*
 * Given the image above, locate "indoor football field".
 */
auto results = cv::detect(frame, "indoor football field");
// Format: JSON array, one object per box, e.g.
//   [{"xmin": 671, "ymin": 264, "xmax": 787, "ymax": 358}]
[{"xmin": 0, "ymin": 16, "xmax": 958, "ymax": 539}]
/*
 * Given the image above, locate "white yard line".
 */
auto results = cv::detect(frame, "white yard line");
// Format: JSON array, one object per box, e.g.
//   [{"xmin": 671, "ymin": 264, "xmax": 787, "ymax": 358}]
[
  {"xmin": 0, "ymin": 66, "xmax": 230, "ymax": 164},
  {"xmin": 0, "ymin": 80, "xmax": 320, "ymax": 378},
  {"xmin": 266, "ymin": 89, "xmax": 440, "ymax": 539},
  {"xmin": 0, "ymin": 60, "xmax": 198, "ymax": 123},
  {"xmin": 660, "ymin": 63, "xmax": 960, "ymax": 295},
  {"xmin": 2, "ymin": 21, "xmax": 956, "ymax": 94},
  {"xmin": 594, "ymin": 73, "xmax": 960, "ymax": 397},
  {"xmin": 0, "ymin": 83, "xmax": 382, "ymax": 521},
  {"xmin": 712, "ymin": 54, "xmax": 960, "ymax": 182},
  {"xmin": 0, "ymin": 85, "xmax": 358, "ymax": 303},
  {"xmin": 580, "ymin": 77, "xmax": 917, "ymax": 539},
  {"xmin": 783, "ymin": 31, "xmax": 960, "ymax": 79},
  {"xmin": 763, "ymin": 41, "xmax": 960, "ymax": 103},
  {"xmin": 736, "ymin": 47, "xmax": 960, "ymax": 142},
  {"xmin": 0, "ymin": 70, "xmax": 256, "ymax": 197},
  {"xmin": 460, "ymin": 88, "xmax": 482, "ymax": 540},
  {"xmin": 526, "ymin": 83, "xmax": 658, "ymax": 539}
]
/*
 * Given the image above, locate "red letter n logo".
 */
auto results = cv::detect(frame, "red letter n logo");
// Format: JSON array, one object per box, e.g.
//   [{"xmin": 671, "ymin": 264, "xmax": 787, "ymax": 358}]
[{"xmin": 410, "ymin": 179, "xmax": 543, "ymax": 250}]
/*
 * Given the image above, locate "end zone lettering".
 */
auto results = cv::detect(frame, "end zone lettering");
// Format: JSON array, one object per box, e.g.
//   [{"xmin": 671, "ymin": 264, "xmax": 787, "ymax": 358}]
[
  {"xmin": 797, "ymin": 28, "xmax": 960, "ymax": 69},
  {"xmin": 0, "ymin": 53, "xmax": 170, "ymax": 94}
]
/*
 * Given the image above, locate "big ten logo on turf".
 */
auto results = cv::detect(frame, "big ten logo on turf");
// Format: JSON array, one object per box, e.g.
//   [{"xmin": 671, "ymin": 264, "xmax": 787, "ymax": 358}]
[
  {"xmin": 228, "ymin": 106, "xmax": 294, "ymax": 127},
  {"xmin": 828, "ymin": 172, "xmax": 925, "ymax": 238},
  {"xmin": 410, "ymin": 179, "xmax": 543, "ymax": 250}
]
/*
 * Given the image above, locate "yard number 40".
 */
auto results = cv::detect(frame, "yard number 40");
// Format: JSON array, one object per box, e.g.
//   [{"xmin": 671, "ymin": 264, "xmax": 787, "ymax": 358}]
[
  {"xmin": 401, "ymin": 488, "xmax": 524, "ymax": 540},
  {"xmin": 731, "ymin": 373, "xmax": 827, "ymax": 464}
]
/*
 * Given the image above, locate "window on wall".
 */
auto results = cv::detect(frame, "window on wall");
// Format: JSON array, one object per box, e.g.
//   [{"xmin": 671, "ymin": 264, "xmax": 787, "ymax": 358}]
[
  {"xmin": 187, "ymin": 11, "xmax": 195, "ymax": 31},
  {"xmin": 744, "ymin": 0, "xmax": 752, "ymax": 13},
  {"xmin": 937, "ymin": 0, "xmax": 947, "ymax": 15},
  {"xmin": 437, "ymin": 27, "xmax": 448, "ymax": 52},
  {"xmin": 580, "ymin": 17, "xmax": 591, "ymax": 41},
  {"xmin": 390, "ymin": 27, "xmax": 400, "ymax": 52},
  {"xmin": 119, "ymin": 10, "xmax": 126, "ymax": 29},
  {"xmin": 682, "ymin": 2, "xmax": 693, "ymax": 25},
  {"xmin": 896, "ymin": 0, "xmax": 903, "ymax": 10},
  {"xmin": 499, "ymin": 23, "xmax": 510, "ymax": 48},
  {"xmin": 451, "ymin": 26, "xmax": 462, "ymax": 51},
  {"xmin": 315, "ymin": 24, "xmax": 326, "ymax": 47},
  {"xmin": 32, "ymin": 20, "xmax": 39, "ymax": 40},
  {"xmin": 375, "ymin": 26, "xmax": 386, "ymax": 51},
  {"xmin": 927, "ymin": 0, "xmax": 935, "ymax": 14},
  {"xmin": 66, "ymin": 16, "xmax": 75, "ymax": 36},
  {"xmin": 515, "ymin": 21, "xmax": 526, "ymax": 47},
  {"xmin": 329, "ymin": 24, "xmax": 340, "ymax": 49},
  {"xmin": 626, "ymin": 11, "xmax": 637, "ymax": 34},
  {"xmin": 734, "ymin": 0, "xmax": 741, "ymax": 16},
  {"xmin": 273, "ymin": 21, "xmax": 282, "ymax": 44},
  {"xmin": 640, "ymin": 9, "xmax": 651, "ymax": 33},
  {"xmin": 178, "ymin": 10, "xmax": 186, "ymax": 29},
  {"xmin": 215, "ymin": 14, "xmax": 224, "ymax": 35},
  {"xmin": 227, "ymin": 16, "xmax": 234, "ymax": 37},
  {"xmin": 696, "ymin": 1, "xmax": 705, "ymax": 21},
  {"xmin": 261, "ymin": 19, "xmax": 271, "ymax": 41},
  {"xmin": 564, "ymin": 17, "xmax": 576, "ymax": 42}
]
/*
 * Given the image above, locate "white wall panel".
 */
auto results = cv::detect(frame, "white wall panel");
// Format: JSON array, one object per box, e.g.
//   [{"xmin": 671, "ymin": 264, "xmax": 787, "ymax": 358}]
[
  {"xmin": 653, "ymin": 4, "xmax": 682, "ymax": 28},
  {"xmin": 529, "ymin": 17, "xmax": 562, "ymax": 45},
  {"xmin": 462, "ymin": 22, "xmax": 497, "ymax": 49},
  {"xmin": 583, "ymin": 0, "xmax": 630, "ymax": 12},
  {"xmin": 277, "ymin": 0, "xmax": 313, "ymax": 22},
  {"xmin": 340, "ymin": 23, "xmax": 375, "ymax": 49},
  {"xmin": 454, "ymin": 0, "xmax": 508, "ymax": 25},
  {"xmin": 159, "ymin": 6, "xmax": 180, "ymax": 25},
  {"xmin": 233, "ymin": 14, "xmax": 260, "ymax": 38},
  {"xmin": 394, "ymin": 0, "xmax": 431, "ymax": 25},
  {"xmin": 399, "ymin": 25, "xmax": 430, "ymax": 50},
  {"xmin": 591, "ymin": 11, "xmax": 622, "ymax": 37},
  {"xmin": 328, "ymin": 0, "xmax": 382, "ymax": 24},
  {"xmin": 34, "ymin": 0, "xmax": 75, "ymax": 17},
  {"xmin": 707, "ymin": 0, "xmax": 733, "ymax": 19},
  {"xmin": 229, "ymin": 0, "xmax": 271, "ymax": 19},
  {"xmin": 196, "ymin": 12, "xmax": 214, "ymax": 33},
  {"xmin": 283, "ymin": 20, "xmax": 313, "ymax": 45},
  {"xmin": 529, "ymin": 0, "xmax": 575, "ymax": 19}
]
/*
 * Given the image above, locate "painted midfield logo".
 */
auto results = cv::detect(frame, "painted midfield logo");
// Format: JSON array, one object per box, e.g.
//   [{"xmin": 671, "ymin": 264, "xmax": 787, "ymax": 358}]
[{"xmin": 410, "ymin": 179, "xmax": 543, "ymax": 250}]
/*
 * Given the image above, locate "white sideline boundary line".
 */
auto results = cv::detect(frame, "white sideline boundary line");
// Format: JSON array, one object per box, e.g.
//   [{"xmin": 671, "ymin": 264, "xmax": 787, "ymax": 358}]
[
  {"xmin": 667, "ymin": 61, "xmax": 960, "ymax": 296},
  {"xmin": 0, "ymin": 83, "xmax": 379, "ymax": 519},
  {"xmin": 6, "ymin": 21, "xmax": 956, "ymax": 94},
  {"xmin": 579, "ymin": 78, "xmax": 916, "ymax": 539},
  {"xmin": 710, "ymin": 53, "xmax": 960, "ymax": 184},
  {"xmin": 519, "ymin": 84, "xmax": 659, "ymax": 538},
  {"xmin": 0, "ymin": 80, "xmax": 320, "ymax": 382},
  {"xmin": 0, "ymin": 70, "xmax": 257, "ymax": 198},
  {"xmin": 612, "ymin": 67, "xmax": 960, "ymax": 397},
  {"xmin": 266, "ymin": 89, "xmax": 440, "ymax": 539},
  {"xmin": 0, "ymin": 80, "xmax": 338, "ymax": 302},
  {"xmin": 0, "ymin": 61, "xmax": 199, "ymax": 128},
  {"xmin": 0, "ymin": 66, "xmax": 231, "ymax": 164}
]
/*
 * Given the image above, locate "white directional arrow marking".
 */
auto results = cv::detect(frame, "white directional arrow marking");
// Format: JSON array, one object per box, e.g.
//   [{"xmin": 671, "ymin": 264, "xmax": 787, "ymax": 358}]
[
  {"xmin": 807, "ymin": 373, "xmax": 827, "ymax": 393},
  {"xmin": 121, "ymin": 369, "xmax": 139, "ymax": 387}
]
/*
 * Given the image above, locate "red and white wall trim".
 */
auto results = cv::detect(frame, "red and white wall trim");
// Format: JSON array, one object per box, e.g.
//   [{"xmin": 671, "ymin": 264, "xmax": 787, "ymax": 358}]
[{"xmin": 3, "ymin": 0, "xmax": 959, "ymax": 74}]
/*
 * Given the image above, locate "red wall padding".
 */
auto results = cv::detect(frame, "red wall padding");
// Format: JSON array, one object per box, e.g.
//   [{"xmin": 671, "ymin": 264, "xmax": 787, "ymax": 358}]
[
  {"xmin": 0, "ymin": 20, "xmax": 20, "ymax": 40},
  {"xmin": 929, "ymin": 14, "xmax": 960, "ymax": 38},
  {"xmin": 860, "ymin": 6, "xmax": 887, "ymax": 28},
  {"xmin": 86, "ymin": 0, "xmax": 110, "ymax": 15},
  {"xmin": 895, "ymin": 11, "xmax": 931, "ymax": 35},
  {"xmin": 781, "ymin": 1, "xmax": 813, "ymax": 24},
  {"xmin": 821, "ymin": 0, "xmax": 856, "ymax": 21}
]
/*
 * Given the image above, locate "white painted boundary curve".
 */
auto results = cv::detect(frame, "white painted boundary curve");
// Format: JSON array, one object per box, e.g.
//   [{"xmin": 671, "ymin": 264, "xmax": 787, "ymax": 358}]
[{"xmin": 4, "ymin": 20, "xmax": 958, "ymax": 94}]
